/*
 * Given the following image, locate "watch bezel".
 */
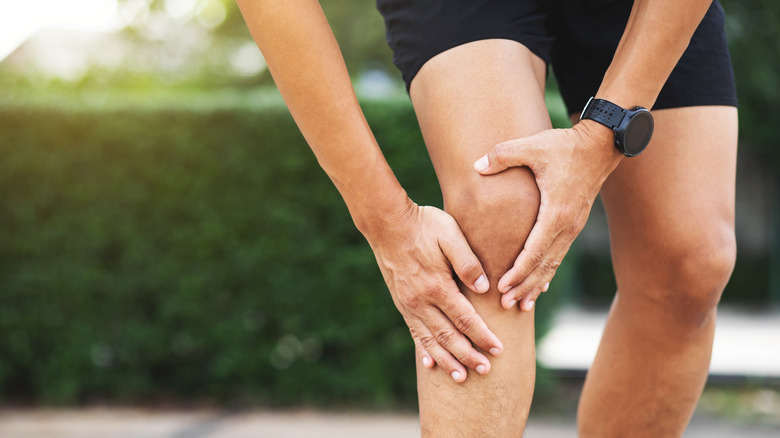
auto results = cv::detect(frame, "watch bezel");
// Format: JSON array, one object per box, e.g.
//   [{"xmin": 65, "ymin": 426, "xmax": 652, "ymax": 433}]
[{"xmin": 614, "ymin": 107, "xmax": 654, "ymax": 157}]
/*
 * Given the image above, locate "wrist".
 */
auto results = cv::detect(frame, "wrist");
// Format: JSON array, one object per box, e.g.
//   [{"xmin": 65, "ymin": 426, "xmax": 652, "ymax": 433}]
[
  {"xmin": 574, "ymin": 118, "xmax": 624, "ymax": 167},
  {"xmin": 350, "ymin": 191, "xmax": 416, "ymax": 242},
  {"xmin": 324, "ymin": 145, "xmax": 416, "ymax": 240}
]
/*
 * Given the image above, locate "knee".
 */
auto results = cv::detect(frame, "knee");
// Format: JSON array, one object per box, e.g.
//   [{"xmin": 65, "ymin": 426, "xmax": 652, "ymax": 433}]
[
  {"xmin": 649, "ymin": 224, "xmax": 736, "ymax": 327},
  {"xmin": 446, "ymin": 167, "xmax": 540, "ymax": 219},
  {"xmin": 442, "ymin": 167, "xmax": 540, "ymax": 276}
]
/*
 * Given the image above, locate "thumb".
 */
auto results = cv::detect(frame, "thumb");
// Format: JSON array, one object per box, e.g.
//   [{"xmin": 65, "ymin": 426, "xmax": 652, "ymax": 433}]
[{"xmin": 473, "ymin": 140, "xmax": 530, "ymax": 175}]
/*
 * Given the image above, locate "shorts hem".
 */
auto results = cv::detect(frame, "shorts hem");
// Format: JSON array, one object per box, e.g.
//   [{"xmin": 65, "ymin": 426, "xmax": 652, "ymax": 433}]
[
  {"xmin": 397, "ymin": 31, "xmax": 552, "ymax": 93},
  {"xmin": 650, "ymin": 97, "xmax": 739, "ymax": 112}
]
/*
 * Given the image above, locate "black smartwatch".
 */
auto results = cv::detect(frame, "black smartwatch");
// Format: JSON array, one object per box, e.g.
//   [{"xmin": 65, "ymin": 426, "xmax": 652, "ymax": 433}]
[{"xmin": 580, "ymin": 97, "xmax": 654, "ymax": 157}]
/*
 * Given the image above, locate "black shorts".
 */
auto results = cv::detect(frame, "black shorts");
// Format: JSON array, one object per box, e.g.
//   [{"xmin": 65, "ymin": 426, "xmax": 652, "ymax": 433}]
[{"xmin": 376, "ymin": 0, "xmax": 738, "ymax": 114}]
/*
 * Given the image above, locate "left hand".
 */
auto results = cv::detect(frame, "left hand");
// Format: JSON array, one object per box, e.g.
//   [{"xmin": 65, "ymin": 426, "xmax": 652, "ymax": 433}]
[{"xmin": 473, "ymin": 120, "xmax": 623, "ymax": 311}]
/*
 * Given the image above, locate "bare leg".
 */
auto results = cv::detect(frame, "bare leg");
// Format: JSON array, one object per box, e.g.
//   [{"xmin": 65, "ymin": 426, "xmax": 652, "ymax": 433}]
[
  {"xmin": 409, "ymin": 39, "xmax": 550, "ymax": 437},
  {"xmin": 577, "ymin": 106, "xmax": 738, "ymax": 437}
]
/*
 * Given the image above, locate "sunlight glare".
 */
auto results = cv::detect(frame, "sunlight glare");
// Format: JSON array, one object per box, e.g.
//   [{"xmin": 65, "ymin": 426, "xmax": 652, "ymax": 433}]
[
  {"xmin": 0, "ymin": 0, "xmax": 121, "ymax": 61},
  {"xmin": 164, "ymin": 0, "xmax": 199, "ymax": 20},
  {"xmin": 197, "ymin": 1, "xmax": 227, "ymax": 29}
]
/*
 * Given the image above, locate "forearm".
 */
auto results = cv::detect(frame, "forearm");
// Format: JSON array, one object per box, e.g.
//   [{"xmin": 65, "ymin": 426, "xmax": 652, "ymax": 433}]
[
  {"xmin": 597, "ymin": 0, "xmax": 713, "ymax": 109},
  {"xmin": 236, "ymin": 0, "xmax": 410, "ymax": 235},
  {"xmin": 576, "ymin": 0, "xmax": 713, "ymax": 165}
]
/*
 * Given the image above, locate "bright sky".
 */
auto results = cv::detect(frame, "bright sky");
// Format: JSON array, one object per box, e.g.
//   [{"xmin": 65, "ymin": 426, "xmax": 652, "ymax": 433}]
[{"xmin": 0, "ymin": 0, "xmax": 121, "ymax": 61}]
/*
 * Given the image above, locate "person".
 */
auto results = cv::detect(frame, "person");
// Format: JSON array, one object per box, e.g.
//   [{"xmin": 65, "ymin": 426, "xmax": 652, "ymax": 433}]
[{"xmin": 236, "ymin": 0, "xmax": 738, "ymax": 435}]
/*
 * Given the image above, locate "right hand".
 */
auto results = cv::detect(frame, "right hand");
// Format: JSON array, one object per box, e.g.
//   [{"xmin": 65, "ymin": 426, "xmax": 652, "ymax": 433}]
[{"xmin": 364, "ymin": 202, "xmax": 503, "ymax": 383}]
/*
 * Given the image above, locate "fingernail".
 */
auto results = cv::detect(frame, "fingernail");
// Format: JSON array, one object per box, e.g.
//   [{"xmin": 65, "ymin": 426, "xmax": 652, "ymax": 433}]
[
  {"xmin": 475, "ymin": 274, "xmax": 489, "ymax": 293},
  {"xmin": 524, "ymin": 300, "xmax": 535, "ymax": 311},
  {"xmin": 422, "ymin": 356, "xmax": 431, "ymax": 367},
  {"xmin": 476, "ymin": 364, "xmax": 487, "ymax": 375},
  {"xmin": 489, "ymin": 347, "xmax": 501, "ymax": 356},
  {"xmin": 502, "ymin": 285, "xmax": 512, "ymax": 294},
  {"xmin": 474, "ymin": 155, "xmax": 489, "ymax": 172},
  {"xmin": 542, "ymin": 282, "xmax": 550, "ymax": 292},
  {"xmin": 451, "ymin": 371, "xmax": 463, "ymax": 382},
  {"xmin": 508, "ymin": 299, "xmax": 517, "ymax": 308}
]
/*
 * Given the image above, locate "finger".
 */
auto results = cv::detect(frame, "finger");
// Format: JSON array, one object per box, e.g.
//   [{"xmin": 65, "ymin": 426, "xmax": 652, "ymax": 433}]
[
  {"xmin": 513, "ymin": 280, "xmax": 549, "ymax": 311},
  {"xmin": 438, "ymin": 285, "xmax": 504, "ymax": 356},
  {"xmin": 519, "ymin": 291, "xmax": 539, "ymax": 312},
  {"xmin": 536, "ymin": 268, "xmax": 557, "ymax": 296},
  {"xmin": 424, "ymin": 306, "xmax": 493, "ymax": 376},
  {"xmin": 497, "ymin": 207, "xmax": 561, "ymax": 294},
  {"xmin": 504, "ymin": 282, "xmax": 543, "ymax": 311},
  {"xmin": 473, "ymin": 139, "xmax": 534, "ymax": 175},
  {"xmin": 520, "ymin": 233, "xmax": 572, "ymax": 294},
  {"xmin": 501, "ymin": 255, "xmax": 559, "ymax": 309},
  {"xmin": 413, "ymin": 335, "xmax": 434, "ymax": 369},
  {"xmin": 415, "ymin": 322, "xmax": 470, "ymax": 382},
  {"xmin": 438, "ymin": 221, "xmax": 490, "ymax": 293},
  {"xmin": 503, "ymin": 239, "xmax": 570, "ymax": 309}
]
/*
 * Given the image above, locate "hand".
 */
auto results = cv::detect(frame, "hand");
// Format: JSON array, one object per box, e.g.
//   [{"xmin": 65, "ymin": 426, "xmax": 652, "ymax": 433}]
[
  {"xmin": 364, "ymin": 202, "xmax": 503, "ymax": 383},
  {"xmin": 473, "ymin": 120, "xmax": 622, "ymax": 311}
]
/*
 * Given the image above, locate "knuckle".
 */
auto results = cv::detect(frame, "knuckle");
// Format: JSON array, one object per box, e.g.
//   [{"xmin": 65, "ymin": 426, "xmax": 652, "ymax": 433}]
[
  {"xmin": 456, "ymin": 258, "xmax": 480, "ymax": 279},
  {"xmin": 492, "ymin": 144, "xmax": 509, "ymax": 164},
  {"xmin": 527, "ymin": 250, "xmax": 545, "ymax": 267},
  {"xmin": 453, "ymin": 312, "xmax": 476, "ymax": 334},
  {"xmin": 419, "ymin": 334, "xmax": 437, "ymax": 350},
  {"xmin": 404, "ymin": 294, "xmax": 421, "ymax": 310},
  {"xmin": 423, "ymin": 283, "xmax": 447, "ymax": 302},
  {"xmin": 539, "ymin": 259, "xmax": 561, "ymax": 275},
  {"xmin": 515, "ymin": 284, "xmax": 534, "ymax": 299},
  {"xmin": 435, "ymin": 330, "xmax": 457, "ymax": 348}
]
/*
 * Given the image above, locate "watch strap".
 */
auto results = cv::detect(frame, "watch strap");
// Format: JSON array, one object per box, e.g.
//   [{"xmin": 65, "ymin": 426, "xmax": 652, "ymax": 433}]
[{"xmin": 580, "ymin": 97, "xmax": 625, "ymax": 129}]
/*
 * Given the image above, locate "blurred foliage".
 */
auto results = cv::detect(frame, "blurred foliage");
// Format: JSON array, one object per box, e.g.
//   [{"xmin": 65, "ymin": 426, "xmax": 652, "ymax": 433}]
[
  {"xmin": 720, "ymin": 0, "xmax": 780, "ymax": 153},
  {"xmin": 116, "ymin": 0, "xmax": 393, "ymax": 84},
  {"xmin": 0, "ymin": 96, "xmax": 565, "ymax": 405}
]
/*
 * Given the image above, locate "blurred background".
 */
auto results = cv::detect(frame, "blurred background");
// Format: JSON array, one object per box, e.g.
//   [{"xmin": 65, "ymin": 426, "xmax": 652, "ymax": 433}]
[{"xmin": 0, "ymin": 0, "xmax": 778, "ymax": 436}]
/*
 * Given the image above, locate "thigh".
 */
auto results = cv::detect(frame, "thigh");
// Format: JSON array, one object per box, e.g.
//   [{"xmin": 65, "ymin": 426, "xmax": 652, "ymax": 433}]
[
  {"xmin": 599, "ymin": 106, "xmax": 737, "ymax": 306},
  {"xmin": 411, "ymin": 38, "xmax": 549, "ymax": 214},
  {"xmin": 410, "ymin": 39, "xmax": 551, "ymax": 435}
]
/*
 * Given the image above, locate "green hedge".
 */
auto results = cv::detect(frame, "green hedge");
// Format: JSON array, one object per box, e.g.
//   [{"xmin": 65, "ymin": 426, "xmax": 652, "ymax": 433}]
[{"xmin": 0, "ymin": 97, "xmax": 565, "ymax": 406}]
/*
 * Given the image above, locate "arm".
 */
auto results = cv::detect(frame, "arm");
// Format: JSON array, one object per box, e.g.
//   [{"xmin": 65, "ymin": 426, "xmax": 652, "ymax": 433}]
[
  {"xmin": 597, "ymin": 0, "xmax": 713, "ymax": 111},
  {"xmin": 474, "ymin": 0, "xmax": 714, "ymax": 309},
  {"xmin": 581, "ymin": 0, "xmax": 714, "ymax": 166},
  {"xmin": 236, "ymin": 0, "xmax": 501, "ymax": 380},
  {"xmin": 236, "ymin": 0, "xmax": 406, "ymax": 231}
]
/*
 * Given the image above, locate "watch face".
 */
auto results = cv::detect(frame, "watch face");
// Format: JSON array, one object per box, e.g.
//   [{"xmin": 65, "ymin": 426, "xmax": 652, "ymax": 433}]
[{"xmin": 624, "ymin": 110, "xmax": 654, "ymax": 156}]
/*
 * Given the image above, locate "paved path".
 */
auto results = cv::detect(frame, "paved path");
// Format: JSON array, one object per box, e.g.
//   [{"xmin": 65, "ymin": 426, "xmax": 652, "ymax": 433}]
[
  {"xmin": 1, "ymin": 409, "xmax": 779, "ymax": 438},
  {"xmin": 538, "ymin": 306, "xmax": 780, "ymax": 377}
]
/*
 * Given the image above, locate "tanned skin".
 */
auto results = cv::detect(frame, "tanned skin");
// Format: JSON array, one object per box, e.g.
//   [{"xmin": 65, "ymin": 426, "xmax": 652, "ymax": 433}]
[{"xmin": 237, "ymin": 0, "xmax": 736, "ymax": 436}]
